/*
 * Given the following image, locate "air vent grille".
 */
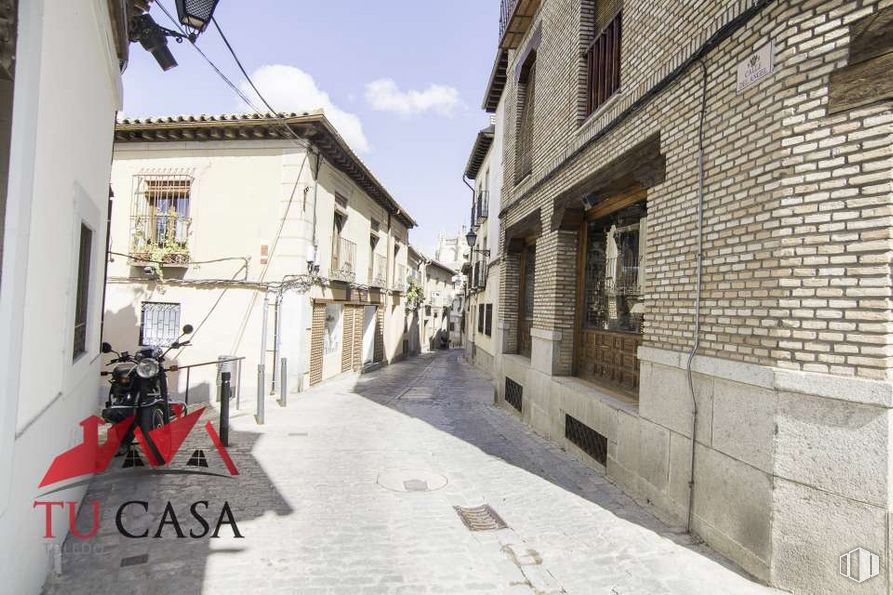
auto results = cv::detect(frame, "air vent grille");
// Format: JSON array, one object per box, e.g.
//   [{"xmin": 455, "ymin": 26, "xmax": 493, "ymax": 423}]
[
  {"xmin": 505, "ymin": 377, "xmax": 523, "ymax": 413},
  {"xmin": 565, "ymin": 414, "xmax": 607, "ymax": 465}
]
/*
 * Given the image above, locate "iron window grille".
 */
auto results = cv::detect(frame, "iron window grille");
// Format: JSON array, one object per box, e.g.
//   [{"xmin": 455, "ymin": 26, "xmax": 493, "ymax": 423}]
[
  {"xmin": 565, "ymin": 414, "xmax": 608, "ymax": 465},
  {"xmin": 130, "ymin": 172, "xmax": 193, "ymax": 266},
  {"xmin": 140, "ymin": 302, "xmax": 181, "ymax": 347},
  {"xmin": 504, "ymin": 377, "xmax": 523, "ymax": 413},
  {"xmin": 478, "ymin": 304, "xmax": 485, "ymax": 333},
  {"xmin": 485, "ymin": 304, "xmax": 493, "ymax": 337},
  {"xmin": 73, "ymin": 223, "xmax": 93, "ymax": 359}
]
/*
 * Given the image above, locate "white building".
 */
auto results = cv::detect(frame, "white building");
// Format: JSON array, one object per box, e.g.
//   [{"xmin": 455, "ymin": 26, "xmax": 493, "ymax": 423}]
[
  {"xmin": 0, "ymin": 1, "xmax": 130, "ymax": 593},
  {"xmin": 105, "ymin": 112, "xmax": 417, "ymax": 402},
  {"xmin": 464, "ymin": 54, "xmax": 506, "ymax": 375}
]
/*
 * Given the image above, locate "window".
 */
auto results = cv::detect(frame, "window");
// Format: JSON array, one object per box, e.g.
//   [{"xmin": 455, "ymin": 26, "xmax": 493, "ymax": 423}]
[
  {"xmin": 515, "ymin": 52, "xmax": 537, "ymax": 183},
  {"xmin": 478, "ymin": 304, "xmax": 485, "ymax": 333},
  {"xmin": 576, "ymin": 194, "xmax": 647, "ymax": 395},
  {"xmin": 324, "ymin": 303, "xmax": 343, "ymax": 356},
  {"xmin": 131, "ymin": 175, "xmax": 191, "ymax": 265},
  {"xmin": 518, "ymin": 243, "xmax": 535, "ymax": 357},
  {"xmin": 72, "ymin": 224, "xmax": 93, "ymax": 359},
  {"xmin": 140, "ymin": 302, "xmax": 181, "ymax": 347},
  {"xmin": 586, "ymin": 11, "xmax": 622, "ymax": 115},
  {"xmin": 485, "ymin": 304, "xmax": 493, "ymax": 337}
]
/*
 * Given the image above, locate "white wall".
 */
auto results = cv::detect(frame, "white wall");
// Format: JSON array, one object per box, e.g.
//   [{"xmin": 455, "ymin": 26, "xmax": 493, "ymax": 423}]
[{"xmin": 0, "ymin": 1, "xmax": 121, "ymax": 593}]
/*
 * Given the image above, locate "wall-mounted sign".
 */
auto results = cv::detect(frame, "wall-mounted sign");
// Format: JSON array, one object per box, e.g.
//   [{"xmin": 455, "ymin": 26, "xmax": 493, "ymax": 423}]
[{"xmin": 737, "ymin": 42, "xmax": 775, "ymax": 93}]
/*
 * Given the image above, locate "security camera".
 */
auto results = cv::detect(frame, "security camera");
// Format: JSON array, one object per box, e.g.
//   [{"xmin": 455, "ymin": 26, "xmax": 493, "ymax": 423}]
[{"xmin": 143, "ymin": 265, "xmax": 156, "ymax": 278}]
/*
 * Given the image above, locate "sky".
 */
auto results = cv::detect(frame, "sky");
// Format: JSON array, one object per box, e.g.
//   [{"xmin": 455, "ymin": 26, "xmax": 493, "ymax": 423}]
[{"xmin": 122, "ymin": 0, "xmax": 501, "ymax": 256}]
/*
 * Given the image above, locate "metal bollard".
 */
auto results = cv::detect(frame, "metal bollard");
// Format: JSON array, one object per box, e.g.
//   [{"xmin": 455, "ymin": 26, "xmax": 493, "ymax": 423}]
[
  {"xmin": 219, "ymin": 371, "xmax": 231, "ymax": 446},
  {"xmin": 256, "ymin": 364, "xmax": 265, "ymax": 425},
  {"xmin": 278, "ymin": 358, "xmax": 287, "ymax": 407}
]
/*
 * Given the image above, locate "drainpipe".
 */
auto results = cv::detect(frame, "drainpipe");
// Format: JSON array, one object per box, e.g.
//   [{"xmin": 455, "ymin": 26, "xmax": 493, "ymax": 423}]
[
  {"xmin": 270, "ymin": 294, "xmax": 281, "ymax": 394},
  {"xmin": 259, "ymin": 291, "xmax": 271, "ymax": 396},
  {"xmin": 686, "ymin": 60, "xmax": 709, "ymax": 536},
  {"xmin": 310, "ymin": 149, "xmax": 322, "ymax": 264}
]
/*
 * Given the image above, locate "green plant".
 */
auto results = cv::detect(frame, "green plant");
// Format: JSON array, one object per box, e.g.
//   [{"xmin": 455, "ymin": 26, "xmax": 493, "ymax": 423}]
[{"xmin": 405, "ymin": 279, "xmax": 423, "ymax": 311}]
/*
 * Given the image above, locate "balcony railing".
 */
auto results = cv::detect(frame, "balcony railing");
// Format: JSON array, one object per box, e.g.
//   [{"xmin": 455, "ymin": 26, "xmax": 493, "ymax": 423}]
[
  {"xmin": 393, "ymin": 264, "xmax": 408, "ymax": 292},
  {"xmin": 370, "ymin": 254, "xmax": 387, "ymax": 288},
  {"xmin": 131, "ymin": 210, "xmax": 191, "ymax": 266},
  {"xmin": 476, "ymin": 190, "xmax": 489, "ymax": 223},
  {"xmin": 499, "ymin": 0, "xmax": 541, "ymax": 49},
  {"xmin": 331, "ymin": 237, "xmax": 357, "ymax": 282}
]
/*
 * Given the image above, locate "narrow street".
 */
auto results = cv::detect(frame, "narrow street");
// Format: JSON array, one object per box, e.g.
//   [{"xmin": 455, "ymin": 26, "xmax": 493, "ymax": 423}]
[{"xmin": 46, "ymin": 351, "xmax": 775, "ymax": 595}]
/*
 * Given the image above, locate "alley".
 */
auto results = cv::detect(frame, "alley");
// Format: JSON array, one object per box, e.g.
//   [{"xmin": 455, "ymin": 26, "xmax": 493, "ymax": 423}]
[{"xmin": 45, "ymin": 351, "xmax": 775, "ymax": 595}]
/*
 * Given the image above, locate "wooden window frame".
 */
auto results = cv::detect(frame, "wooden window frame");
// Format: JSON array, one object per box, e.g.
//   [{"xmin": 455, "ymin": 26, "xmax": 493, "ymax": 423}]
[
  {"xmin": 517, "ymin": 241, "xmax": 536, "ymax": 358},
  {"xmin": 586, "ymin": 11, "xmax": 622, "ymax": 116},
  {"xmin": 573, "ymin": 188, "xmax": 646, "ymax": 397}
]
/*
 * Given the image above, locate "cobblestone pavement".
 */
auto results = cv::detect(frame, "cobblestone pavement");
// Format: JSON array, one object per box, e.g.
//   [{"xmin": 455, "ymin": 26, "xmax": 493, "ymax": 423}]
[{"xmin": 44, "ymin": 350, "xmax": 777, "ymax": 595}]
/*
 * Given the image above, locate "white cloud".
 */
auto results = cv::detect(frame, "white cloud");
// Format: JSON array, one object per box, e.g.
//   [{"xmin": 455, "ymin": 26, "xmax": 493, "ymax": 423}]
[
  {"xmin": 364, "ymin": 79, "xmax": 462, "ymax": 117},
  {"xmin": 240, "ymin": 65, "xmax": 370, "ymax": 153}
]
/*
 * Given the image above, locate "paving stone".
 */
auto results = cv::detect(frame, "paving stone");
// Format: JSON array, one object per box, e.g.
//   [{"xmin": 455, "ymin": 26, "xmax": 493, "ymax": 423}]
[{"xmin": 43, "ymin": 350, "xmax": 776, "ymax": 595}]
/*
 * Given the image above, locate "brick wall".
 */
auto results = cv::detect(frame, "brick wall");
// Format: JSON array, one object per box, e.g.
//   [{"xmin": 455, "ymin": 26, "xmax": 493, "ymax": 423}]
[{"xmin": 498, "ymin": 0, "xmax": 893, "ymax": 379}]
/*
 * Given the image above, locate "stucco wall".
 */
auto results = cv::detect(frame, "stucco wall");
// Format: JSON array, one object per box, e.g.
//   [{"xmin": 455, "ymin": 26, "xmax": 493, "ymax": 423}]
[{"xmin": 0, "ymin": 1, "xmax": 122, "ymax": 593}]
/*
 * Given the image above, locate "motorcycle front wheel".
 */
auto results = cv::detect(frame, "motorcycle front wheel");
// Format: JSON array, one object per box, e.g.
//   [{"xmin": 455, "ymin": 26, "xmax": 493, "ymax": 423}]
[{"xmin": 139, "ymin": 404, "xmax": 167, "ymax": 464}]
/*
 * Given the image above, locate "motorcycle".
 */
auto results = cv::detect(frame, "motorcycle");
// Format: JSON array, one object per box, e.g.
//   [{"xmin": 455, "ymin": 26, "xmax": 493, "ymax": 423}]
[{"xmin": 100, "ymin": 324, "xmax": 194, "ymax": 460}]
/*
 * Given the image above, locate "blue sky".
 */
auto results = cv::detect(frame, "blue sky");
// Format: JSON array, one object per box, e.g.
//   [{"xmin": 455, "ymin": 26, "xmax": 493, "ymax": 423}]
[{"xmin": 122, "ymin": 0, "xmax": 501, "ymax": 255}]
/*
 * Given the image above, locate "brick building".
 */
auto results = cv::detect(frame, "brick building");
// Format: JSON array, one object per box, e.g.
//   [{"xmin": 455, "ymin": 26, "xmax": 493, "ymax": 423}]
[{"xmin": 481, "ymin": 0, "xmax": 893, "ymax": 592}]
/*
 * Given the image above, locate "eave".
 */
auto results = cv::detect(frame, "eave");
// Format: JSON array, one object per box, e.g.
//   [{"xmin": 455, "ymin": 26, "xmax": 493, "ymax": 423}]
[
  {"xmin": 464, "ymin": 125, "xmax": 495, "ymax": 180},
  {"xmin": 115, "ymin": 112, "xmax": 417, "ymax": 229},
  {"xmin": 499, "ymin": 0, "xmax": 542, "ymax": 50},
  {"xmin": 482, "ymin": 49, "xmax": 508, "ymax": 113}
]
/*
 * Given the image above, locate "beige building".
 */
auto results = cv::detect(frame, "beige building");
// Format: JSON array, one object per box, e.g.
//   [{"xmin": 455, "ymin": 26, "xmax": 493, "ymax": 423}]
[
  {"xmin": 481, "ymin": 0, "xmax": 893, "ymax": 592},
  {"xmin": 105, "ymin": 112, "xmax": 417, "ymax": 402},
  {"xmin": 408, "ymin": 245, "xmax": 458, "ymax": 352}
]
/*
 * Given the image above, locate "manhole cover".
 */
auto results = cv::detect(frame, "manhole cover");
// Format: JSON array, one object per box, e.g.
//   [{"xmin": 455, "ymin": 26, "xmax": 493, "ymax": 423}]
[
  {"xmin": 376, "ymin": 469, "xmax": 448, "ymax": 492},
  {"xmin": 454, "ymin": 504, "xmax": 508, "ymax": 531}
]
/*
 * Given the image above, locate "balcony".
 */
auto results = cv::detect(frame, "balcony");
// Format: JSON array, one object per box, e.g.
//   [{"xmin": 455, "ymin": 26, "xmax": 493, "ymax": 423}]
[
  {"xmin": 331, "ymin": 237, "xmax": 357, "ymax": 282},
  {"xmin": 476, "ymin": 190, "xmax": 489, "ymax": 223},
  {"xmin": 499, "ymin": 0, "xmax": 541, "ymax": 50},
  {"xmin": 130, "ymin": 210, "xmax": 191, "ymax": 266},
  {"xmin": 393, "ymin": 264, "xmax": 408, "ymax": 292},
  {"xmin": 369, "ymin": 254, "xmax": 387, "ymax": 288}
]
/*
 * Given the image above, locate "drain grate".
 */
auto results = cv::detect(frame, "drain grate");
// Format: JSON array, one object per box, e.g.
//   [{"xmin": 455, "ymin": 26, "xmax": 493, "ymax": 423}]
[
  {"xmin": 454, "ymin": 504, "xmax": 508, "ymax": 531},
  {"xmin": 504, "ymin": 378, "xmax": 523, "ymax": 412},
  {"xmin": 120, "ymin": 553, "xmax": 149, "ymax": 568}
]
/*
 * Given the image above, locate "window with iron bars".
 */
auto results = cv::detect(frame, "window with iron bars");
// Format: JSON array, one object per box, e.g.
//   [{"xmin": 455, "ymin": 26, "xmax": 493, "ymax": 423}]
[
  {"xmin": 131, "ymin": 173, "xmax": 192, "ymax": 265},
  {"xmin": 140, "ymin": 302, "xmax": 181, "ymax": 347}
]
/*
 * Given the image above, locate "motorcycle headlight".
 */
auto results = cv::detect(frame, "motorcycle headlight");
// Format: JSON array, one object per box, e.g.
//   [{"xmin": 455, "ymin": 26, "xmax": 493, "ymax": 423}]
[{"xmin": 136, "ymin": 358, "xmax": 160, "ymax": 379}]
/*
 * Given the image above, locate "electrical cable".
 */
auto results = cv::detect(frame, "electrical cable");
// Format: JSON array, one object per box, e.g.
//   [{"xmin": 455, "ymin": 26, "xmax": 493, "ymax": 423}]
[{"xmin": 153, "ymin": 1, "xmax": 312, "ymax": 153}]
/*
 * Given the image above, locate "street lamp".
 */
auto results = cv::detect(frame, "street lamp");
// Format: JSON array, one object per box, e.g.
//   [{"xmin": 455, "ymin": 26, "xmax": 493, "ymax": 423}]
[
  {"xmin": 465, "ymin": 228, "xmax": 490, "ymax": 257},
  {"xmin": 176, "ymin": 0, "xmax": 221, "ymax": 33}
]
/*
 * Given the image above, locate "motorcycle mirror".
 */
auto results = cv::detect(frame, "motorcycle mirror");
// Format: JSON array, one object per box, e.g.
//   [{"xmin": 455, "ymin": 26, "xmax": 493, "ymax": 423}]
[
  {"xmin": 101, "ymin": 342, "xmax": 113, "ymax": 354},
  {"xmin": 182, "ymin": 324, "xmax": 194, "ymax": 335}
]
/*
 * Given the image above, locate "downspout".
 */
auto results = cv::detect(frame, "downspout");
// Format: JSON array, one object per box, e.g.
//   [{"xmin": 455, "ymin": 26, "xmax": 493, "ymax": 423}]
[
  {"xmin": 311, "ymin": 149, "xmax": 321, "ymax": 260},
  {"xmin": 270, "ymin": 294, "xmax": 281, "ymax": 394},
  {"xmin": 686, "ymin": 60, "xmax": 709, "ymax": 536}
]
